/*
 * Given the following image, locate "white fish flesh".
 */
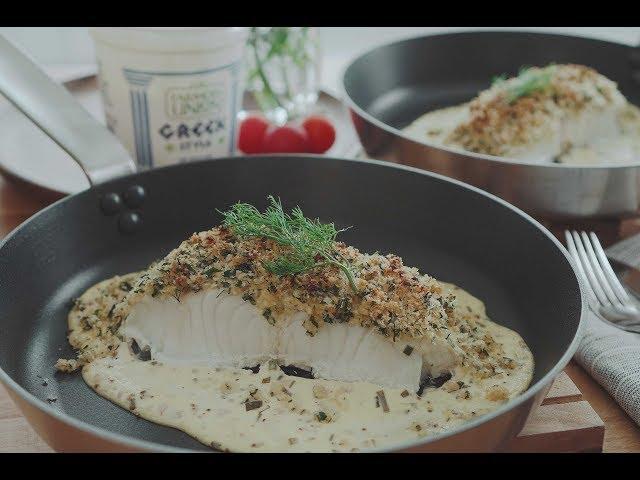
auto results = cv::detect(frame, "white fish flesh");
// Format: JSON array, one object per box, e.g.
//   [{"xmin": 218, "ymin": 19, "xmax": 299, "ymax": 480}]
[{"xmin": 120, "ymin": 288, "xmax": 456, "ymax": 391}]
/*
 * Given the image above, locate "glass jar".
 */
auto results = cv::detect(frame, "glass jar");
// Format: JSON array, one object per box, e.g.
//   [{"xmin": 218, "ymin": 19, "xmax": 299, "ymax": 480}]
[{"xmin": 245, "ymin": 27, "xmax": 320, "ymax": 124}]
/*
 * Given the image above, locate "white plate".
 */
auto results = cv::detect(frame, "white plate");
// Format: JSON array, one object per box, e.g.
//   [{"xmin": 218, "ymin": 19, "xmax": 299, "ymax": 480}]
[{"xmin": 0, "ymin": 75, "xmax": 359, "ymax": 196}]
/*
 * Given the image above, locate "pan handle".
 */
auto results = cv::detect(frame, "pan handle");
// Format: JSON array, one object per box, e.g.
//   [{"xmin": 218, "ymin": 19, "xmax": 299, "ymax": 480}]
[{"xmin": 0, "ymin": 35, "xmax": 135, "ymax": 186}]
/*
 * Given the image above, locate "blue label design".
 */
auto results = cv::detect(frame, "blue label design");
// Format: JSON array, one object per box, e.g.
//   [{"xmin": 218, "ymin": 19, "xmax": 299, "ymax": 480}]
[{"xmin": 123, "ymin": 62, "xmax": 241, "ymax": 169}]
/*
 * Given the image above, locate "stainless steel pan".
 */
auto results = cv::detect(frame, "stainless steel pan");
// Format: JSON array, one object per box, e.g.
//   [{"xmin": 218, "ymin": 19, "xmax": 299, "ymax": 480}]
[
  {"xmin": 343, "ymin": 31, "xmax": 640, "ymax": 221},
  {"xmin": 0, "ymin": 36, "xmax": 585, "ymax": 452}
]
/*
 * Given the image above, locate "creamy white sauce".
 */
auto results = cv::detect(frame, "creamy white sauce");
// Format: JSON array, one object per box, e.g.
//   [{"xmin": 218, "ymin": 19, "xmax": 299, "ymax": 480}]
[{"xmin": 71, "ymin": 280, "xmax": 533, "ymax": 452}]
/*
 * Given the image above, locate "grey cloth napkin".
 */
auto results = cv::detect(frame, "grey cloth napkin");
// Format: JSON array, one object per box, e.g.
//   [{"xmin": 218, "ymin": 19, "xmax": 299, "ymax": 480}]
[{"xmin": 574, "ymin": 310, "xmax": 640, "ymax": 425}]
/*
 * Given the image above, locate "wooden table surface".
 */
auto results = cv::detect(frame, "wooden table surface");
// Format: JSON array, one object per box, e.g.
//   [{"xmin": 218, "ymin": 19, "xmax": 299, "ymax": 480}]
[{"xmin": 1, "ymin": 174, "xmax": 640, "ymax": 452}]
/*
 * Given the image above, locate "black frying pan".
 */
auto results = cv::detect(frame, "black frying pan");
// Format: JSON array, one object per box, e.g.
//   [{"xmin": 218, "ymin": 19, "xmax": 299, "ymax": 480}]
[
  {"xmin": 343, "ymin": 31, "xmax": 640, "ymax": 220},
  {"xmin": 0, "ymin": 35, "xmax": 585, "ymax": 452}
]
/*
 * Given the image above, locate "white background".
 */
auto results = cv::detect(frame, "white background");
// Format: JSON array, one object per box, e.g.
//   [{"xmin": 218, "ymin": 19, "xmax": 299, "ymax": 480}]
[{"xmin": 1, "ymin": 27, "xmax": 638, "ymax": 94}]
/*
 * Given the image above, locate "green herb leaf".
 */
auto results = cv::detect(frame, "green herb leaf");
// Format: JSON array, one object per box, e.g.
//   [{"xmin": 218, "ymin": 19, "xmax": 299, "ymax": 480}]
[
  {"xmin": 218, "ymin": 196, "xmax": 357, "ymax": 292},
  {"xmin": 315, "ymin": 411, "xmax": 328, "ymax": 422},
  {"xmin": 491, "ymin": 74, "xmax": 507, "ymax": 86},
  {"xmin": 500, "ymin": 65, "xmax": 556, "ymax": 104}
]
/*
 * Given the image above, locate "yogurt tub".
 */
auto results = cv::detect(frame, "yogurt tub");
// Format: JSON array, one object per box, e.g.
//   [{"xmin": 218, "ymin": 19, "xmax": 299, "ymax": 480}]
[{"xmin": 90, "ymin": 27, "xmax": 248, "ymax": 169}]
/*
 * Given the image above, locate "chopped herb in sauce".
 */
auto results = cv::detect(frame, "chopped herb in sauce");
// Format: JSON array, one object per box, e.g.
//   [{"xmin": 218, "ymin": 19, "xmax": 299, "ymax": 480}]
[
  {"xmin": 245, "ymin": 400, "xmax": 263, "ymax": 411},
  {"xmin": 376, "ymin": 390, "xmax": 390, "ymax": 413},
  {"xmin": 280, "ymin": 365, "xmax": 314, "ymax": 379},
  {"xmin": 315, "ymin": 411, "xmax": 328, "ymax": 422}
]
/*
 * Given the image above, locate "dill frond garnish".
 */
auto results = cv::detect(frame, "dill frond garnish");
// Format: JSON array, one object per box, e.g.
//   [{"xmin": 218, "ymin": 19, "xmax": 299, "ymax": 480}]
[
  {"xmin": 491, "ymin": 74, "xmax": 507, "ymax": 86},
  {"xmin": 218, "ymin": 196, "xmax": 358, "ymax": 292},
  {"xmin": 497, "ymin": 65, "xmax": 555, "ymax": 104}
]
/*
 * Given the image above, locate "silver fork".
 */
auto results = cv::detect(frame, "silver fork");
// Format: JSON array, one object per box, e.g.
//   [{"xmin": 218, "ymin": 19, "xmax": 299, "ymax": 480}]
[{"xmin": 565, "ymin": 230, "xmax": 640, "ymax": 334}]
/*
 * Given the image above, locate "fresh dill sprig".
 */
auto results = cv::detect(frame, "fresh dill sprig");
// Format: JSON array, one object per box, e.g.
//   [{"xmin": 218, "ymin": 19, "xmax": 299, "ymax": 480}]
[
  {"xmin": 495, "ymin": 65, "xmax": 556, "ymax": 104},
  {"xmin": 218, "ymin": 196, "xmax": 357, "ymax": 292},
  {"xmin": 491, "ymin": 74, "xmax": 507, "ymax": 86}
]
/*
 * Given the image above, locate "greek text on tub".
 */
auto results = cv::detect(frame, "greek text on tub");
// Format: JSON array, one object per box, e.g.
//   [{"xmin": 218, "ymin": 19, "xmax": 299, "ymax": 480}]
[
  {"xmin": 159, "ymin": 120, "xmax": 225, "ymax": 139},
  {"xmin": 158, "ymin": 119, "xmax": 227, "ymax": 153}
]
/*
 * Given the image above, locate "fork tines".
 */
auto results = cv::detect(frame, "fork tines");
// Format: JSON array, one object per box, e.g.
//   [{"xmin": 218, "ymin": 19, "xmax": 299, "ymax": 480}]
[{"xmin": 564, "ymin": 230, "xmax": 630, "ymax": 309}]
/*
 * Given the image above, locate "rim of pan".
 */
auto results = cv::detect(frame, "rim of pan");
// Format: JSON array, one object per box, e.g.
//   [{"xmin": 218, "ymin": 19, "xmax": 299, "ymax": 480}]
[
  {"xmin": 341, "ymin": 29, "xmax": 640, "ymax": 171},
  {"xmin": 0, "ymin": 154, "xmax": 587, "ymax": 452}
]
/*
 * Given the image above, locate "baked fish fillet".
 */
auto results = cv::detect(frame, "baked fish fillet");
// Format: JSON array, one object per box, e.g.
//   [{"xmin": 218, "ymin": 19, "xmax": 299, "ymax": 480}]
[
  {"xmin": 63, "ymin": 227, "xmax": 513, "ymax": 392},
  {"xmin": 405, "ymin": 64, "xmax": 640, "ymax": 164}
]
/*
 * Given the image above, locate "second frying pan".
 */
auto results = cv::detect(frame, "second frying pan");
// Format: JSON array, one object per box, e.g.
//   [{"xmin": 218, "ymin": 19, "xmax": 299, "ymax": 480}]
[
  {"xmin": 0, "ymin": 36, "xmax": 585, "ymax": 452},
  {"xmin": 343, "ymin": 31, "xmax": 640, "ymax": 220}
]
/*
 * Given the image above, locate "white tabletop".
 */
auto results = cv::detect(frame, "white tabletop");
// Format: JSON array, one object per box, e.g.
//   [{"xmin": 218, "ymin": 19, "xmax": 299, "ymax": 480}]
[{"xmin": 1, "ymin": 27, "xmax": 638, "ymax": 96}]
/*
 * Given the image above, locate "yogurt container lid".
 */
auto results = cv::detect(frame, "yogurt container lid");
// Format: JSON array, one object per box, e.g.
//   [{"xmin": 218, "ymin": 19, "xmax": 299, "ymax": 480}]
[{"xmin": 89, "ymin": 27, "xmax": 249, "ymax": 53}]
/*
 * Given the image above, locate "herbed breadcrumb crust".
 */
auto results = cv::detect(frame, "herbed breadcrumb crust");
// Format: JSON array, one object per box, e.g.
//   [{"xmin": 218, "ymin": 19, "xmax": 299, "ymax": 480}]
[{"xmin": 59, "ymin": 227, "xmax": 517, "ymax": 379}]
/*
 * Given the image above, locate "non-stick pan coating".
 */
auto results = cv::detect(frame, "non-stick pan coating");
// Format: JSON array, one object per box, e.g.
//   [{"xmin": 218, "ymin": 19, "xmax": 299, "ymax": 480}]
[{"xmin": 0, "ymin": 156, "xmax": 582, "ymax": 451}]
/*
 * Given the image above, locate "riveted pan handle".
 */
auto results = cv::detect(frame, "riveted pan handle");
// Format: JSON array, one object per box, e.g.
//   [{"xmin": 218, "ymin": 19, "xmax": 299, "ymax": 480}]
[{"xmin": 0, "ymin": 35, "xmax": 135, "ymax": 186}]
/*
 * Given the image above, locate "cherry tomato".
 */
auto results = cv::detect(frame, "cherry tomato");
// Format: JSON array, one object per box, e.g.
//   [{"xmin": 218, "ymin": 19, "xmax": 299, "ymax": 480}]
[
  {"xmin": 237, "ymin": 116, "xmax": 270, "ymax": 154},
  {"xmin": 302, "ymin": 115, "xmax": 336, "ymax": 154},
  {"xmin": 263, "ymin": 124, "xmax": 310, "ymax": 153}
]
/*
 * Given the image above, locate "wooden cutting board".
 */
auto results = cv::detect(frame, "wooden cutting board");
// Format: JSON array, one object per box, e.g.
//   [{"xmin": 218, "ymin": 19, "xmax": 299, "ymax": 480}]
[
  {"xmin": 0, "ymin": 370, "xmax": 603, "ymax": 453},
  {"xmin": 505, "ymin": 371, "xmax": 604, "ymax": 452}
]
